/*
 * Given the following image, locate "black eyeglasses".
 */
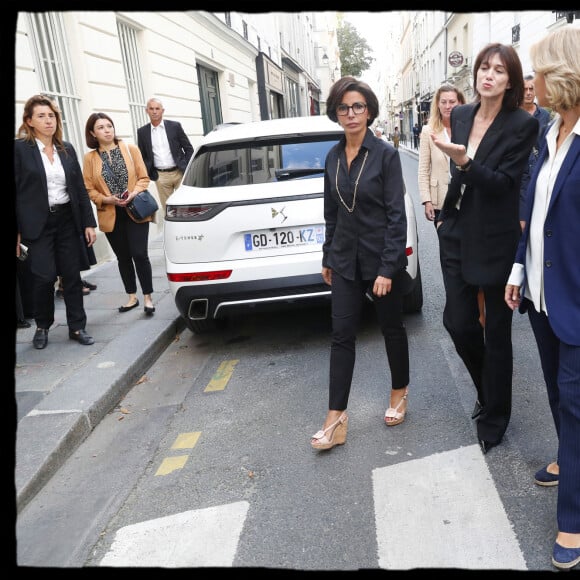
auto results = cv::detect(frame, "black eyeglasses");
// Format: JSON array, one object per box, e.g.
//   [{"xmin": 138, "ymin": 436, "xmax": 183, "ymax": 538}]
[{"xmin": 336, "ymin": 102, "xmax": 367, "ymax": 116}]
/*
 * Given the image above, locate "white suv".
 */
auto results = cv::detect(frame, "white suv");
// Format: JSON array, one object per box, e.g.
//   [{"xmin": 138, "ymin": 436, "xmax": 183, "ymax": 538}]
[{"xmin": 164, "ymin": 115, "xmax": 422, "ymax": 333}]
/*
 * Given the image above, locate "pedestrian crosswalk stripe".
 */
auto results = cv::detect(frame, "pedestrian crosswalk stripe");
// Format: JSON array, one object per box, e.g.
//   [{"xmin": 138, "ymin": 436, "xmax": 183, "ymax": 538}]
[
  {"xmin": 373, "ymin": 444, "xmax": 527, "ymax": 570},
  {"xmin": 99, "ymin": 501, "xmax": 249, "ymax": 567}
]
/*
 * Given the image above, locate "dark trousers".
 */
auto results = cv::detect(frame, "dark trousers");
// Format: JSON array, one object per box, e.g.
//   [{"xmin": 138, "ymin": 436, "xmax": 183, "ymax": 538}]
[
  {"xmin": 24, "ymin": 204, "xmax": 86, "ymax": 331},
  {"xmin": 438, "ymin": 215, "xmax": 513, "ymax": 443},
  {"xmin": 16, "ymin": 271, "xmax": 25, "ymax": 322},
  {"xmin": 105, "ymin": 207, "xmax": 153, "ymax": 295},
  {"xmin": 526, "ymin": 301, "xmax": 580, "ymax": 533},
  {"xmin": 16, "ymin": 256, "xmax": 34, "ymax": 320},
  {"xmin": 328, "ymin": 269, "xmax": 409, "ymax": 411}
]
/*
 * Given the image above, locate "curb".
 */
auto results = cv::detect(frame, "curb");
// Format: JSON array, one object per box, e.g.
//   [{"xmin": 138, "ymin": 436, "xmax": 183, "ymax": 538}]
[{"xmin": 15, "ymin": 292, "xmax": 185, "ymax": 514}]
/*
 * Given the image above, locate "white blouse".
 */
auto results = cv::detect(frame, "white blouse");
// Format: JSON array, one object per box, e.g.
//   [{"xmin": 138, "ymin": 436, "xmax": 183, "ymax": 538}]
[
  {"xmin": 35, "ymin": 138, "xmax": 69, "ymax": 206},
  {"xmin": 507, "ymin": 115, "xmax": 580, "ymax": 315}
]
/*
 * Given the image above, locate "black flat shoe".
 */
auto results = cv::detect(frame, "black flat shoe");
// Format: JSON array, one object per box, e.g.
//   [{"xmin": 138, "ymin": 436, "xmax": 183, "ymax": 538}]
[
  {"xmin": 144, "ymin": 306, "xmax": 155, "ymax": 316},
  {"xmin": 69, "ymin": 329, "xmax": 95, "ymax": 345},
  {"xmin": 82, "ymin": 279, "xmax": 97, "ymax": 291},
  {"xmin": 33, "ymin": 328, "xmax": 48, "ymax": 349},
  {"xmin": 472, "ymin": 400, "xmax": 483, "ymax": 420},
  {"xmin": 479, "ymin": 438, "xmax": 500, "ymax": 454},
  {"xmin": 119, "ymin": 299, "xmax": 139, "ymax": 313},
  {"xmin": 17, "ymin": 319, "xmax": 31, "ymax": 329}
]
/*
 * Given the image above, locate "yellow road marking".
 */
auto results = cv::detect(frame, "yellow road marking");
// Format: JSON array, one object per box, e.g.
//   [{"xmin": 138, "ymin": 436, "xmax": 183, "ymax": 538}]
[
  {"xmin": 155, "ymin": 455, "xmax": 189, "ymax": 476},
  {"xmin": 204, "ymin": 359, "xmax": 239, "ymax": 392},
  {"xmin": 171, "ymin": 432, "xmax": 201, "ymax": 449}
]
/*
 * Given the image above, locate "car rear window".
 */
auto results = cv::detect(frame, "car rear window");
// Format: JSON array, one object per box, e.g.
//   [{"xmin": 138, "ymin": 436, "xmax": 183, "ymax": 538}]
[{"xmin": 182, "ymin": 135, "xmax": 341, "ymax": 188}]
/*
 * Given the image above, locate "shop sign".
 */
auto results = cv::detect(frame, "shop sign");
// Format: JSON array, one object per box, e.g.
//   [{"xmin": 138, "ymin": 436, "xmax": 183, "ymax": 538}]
[{"xmin": 448, "ymin": 51, "xmax": 464, "ymax": 67}]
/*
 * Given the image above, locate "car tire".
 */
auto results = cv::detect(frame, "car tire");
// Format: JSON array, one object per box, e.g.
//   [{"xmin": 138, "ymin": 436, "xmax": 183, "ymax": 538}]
[{"xmin": 403, "ymin": 260, "xmax": 423, "ymax": 313}]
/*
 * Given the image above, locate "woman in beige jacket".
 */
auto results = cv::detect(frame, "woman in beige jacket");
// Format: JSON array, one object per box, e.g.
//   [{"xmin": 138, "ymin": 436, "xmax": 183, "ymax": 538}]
[
  {"xmin": 417, "ymin": 85, "xmax": 485, "ymax": 326},
  {"xmin": 83, "ymin": 112, "xmax": 156, "ymax": 315},
  {"xmin": 418, "ymin": 83, "xmax": 465, "ymax": 225}
]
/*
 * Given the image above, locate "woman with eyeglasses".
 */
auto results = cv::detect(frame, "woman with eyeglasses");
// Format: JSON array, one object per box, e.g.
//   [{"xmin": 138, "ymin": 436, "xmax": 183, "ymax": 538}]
[{"xmin": 311, "ymin": 77, "xmax": 410, "ymax": 450}]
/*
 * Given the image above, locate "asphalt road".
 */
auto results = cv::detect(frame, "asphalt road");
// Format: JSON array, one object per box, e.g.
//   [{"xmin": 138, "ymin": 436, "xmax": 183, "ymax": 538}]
[{"xmin": 15, "ymin": 149, "xmax": 559, "ymax": 571}]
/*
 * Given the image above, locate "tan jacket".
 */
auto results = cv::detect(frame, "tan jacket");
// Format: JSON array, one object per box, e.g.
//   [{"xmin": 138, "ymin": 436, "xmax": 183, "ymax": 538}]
[
  {"xmin": 83, "ymin": 140, "xmax": 151, "ymax": 232},
  {"xmin": 417, "ymin": 125, "xmax": 451, "ymax": 210}
]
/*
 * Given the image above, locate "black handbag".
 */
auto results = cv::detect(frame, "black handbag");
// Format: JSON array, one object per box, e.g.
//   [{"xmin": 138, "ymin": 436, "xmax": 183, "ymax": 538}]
[
  {"xmin": 102, "ymin": 143, "xmax": 159, "ymax": 222},
  {"xmin": 126, "ymin": 189, "xmax": 159, "ymax": 221}
]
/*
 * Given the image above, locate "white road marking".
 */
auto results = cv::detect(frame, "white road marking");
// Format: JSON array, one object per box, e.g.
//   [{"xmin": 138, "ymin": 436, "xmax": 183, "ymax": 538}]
[
  {"xmin": 98, "ymin": 446, "xmax": 527, "ymax": 568},
  {"xmin": 98, "ymin": 501, "xmax": 249, "ymax": 567},
  {"xmin": 373, "ymin": 445, "xmax": 527, "ymax": 570}
]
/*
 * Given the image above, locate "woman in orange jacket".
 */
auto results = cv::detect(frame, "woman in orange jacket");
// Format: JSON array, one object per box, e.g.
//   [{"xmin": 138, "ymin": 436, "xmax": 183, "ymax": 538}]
[{"xmin": 83, "ymin": 112, "xmax": 156, "ymax": 315}]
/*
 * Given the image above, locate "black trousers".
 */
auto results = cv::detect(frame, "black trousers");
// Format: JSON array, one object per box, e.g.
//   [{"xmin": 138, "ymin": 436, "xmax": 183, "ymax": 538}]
[
  {"xmin": 23, "ymin": 204, "xmax": 86, "ymax": 331},
  {"xmin": 105, "ymin": 207, "xmax": 153, "ymax": 296},
  {"xmin": 438, "ymin": 215, "xmax": 514, "ymax": 443},
  {"xmin": 328, "ymin": 268, "xmax": 409, "ymax": 411}
]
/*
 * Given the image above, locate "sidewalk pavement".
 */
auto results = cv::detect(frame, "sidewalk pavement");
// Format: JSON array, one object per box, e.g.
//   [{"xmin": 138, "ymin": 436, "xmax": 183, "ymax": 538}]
[
  {"xmin": 14, "ymin": 232, "xmax": 184, "ymax": 514},
  {"xmin": 13, "ymin": 145, "xmax": 418, "ymax": 516}
]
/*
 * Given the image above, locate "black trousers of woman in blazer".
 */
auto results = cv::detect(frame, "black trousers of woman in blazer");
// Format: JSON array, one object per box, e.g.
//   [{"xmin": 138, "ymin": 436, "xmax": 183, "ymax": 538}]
[{"xmin": 438, "ymin": 211, "xmax": 514, "ymax": 445}]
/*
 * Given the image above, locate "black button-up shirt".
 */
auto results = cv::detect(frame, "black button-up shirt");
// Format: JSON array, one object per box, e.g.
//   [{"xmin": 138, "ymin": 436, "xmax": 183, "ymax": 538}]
[{"xmin": 323, "ymin": 128, "xmax": 407, "ymax": 281}]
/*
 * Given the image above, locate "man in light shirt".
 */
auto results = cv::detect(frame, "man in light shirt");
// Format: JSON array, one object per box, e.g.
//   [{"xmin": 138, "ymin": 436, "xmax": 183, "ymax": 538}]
[{"xmin": 137, "ymin": 98, "xmax": 194, "ymax": 213}]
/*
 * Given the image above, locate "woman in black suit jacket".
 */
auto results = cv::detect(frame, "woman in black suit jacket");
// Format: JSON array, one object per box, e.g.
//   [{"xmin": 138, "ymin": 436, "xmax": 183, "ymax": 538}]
[
  {"xmin": 311, "ymin": 77, "xmax": 410, "ymax": 450},
  {"xmin": 15, "ymin": 95, "xmax": 97, "ymax": 349},
  {"xmin": 432, "ymin": 44, "xmax": 538, "ymax": 453}
]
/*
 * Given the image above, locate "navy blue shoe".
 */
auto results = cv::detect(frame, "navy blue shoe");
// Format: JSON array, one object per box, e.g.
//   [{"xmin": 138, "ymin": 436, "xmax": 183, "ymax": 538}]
[
  {"xmin": 552, "ymin": 542, "xmax": 580, "ymax": 570},
  {"xmin": 534, "ymin": 465, "xmax": 559, "ymax": 487}
]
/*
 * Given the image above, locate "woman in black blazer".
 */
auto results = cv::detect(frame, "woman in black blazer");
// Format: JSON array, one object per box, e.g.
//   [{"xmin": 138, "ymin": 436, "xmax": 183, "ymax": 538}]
[
  {"xmin": 311, "ymin": 77, "xmax": 410, "ymax": 450},
  {"xmin": 15, "ymin": 95, "xmax": 97, "ymax": 349},
  {"xmin": 432, "ymin": 44, "xmax": 538, "ymax": 453}
]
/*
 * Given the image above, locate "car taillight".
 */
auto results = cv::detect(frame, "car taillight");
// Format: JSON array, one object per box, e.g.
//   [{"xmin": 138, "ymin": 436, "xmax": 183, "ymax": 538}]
[
  {"xmin": 406, "ymin": 247, "xmax": 414, "ymax": 257},
  {"xmin": 167, "ymin": 270, "xmax": 233, "ymax": 282},
  {"xmin": 166, "ymin": 205, "xmax": 215, "ymax": 220}
]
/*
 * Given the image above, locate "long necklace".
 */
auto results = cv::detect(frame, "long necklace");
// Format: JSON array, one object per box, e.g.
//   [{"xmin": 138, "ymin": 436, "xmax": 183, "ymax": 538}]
[{"xmin": 335, "ymin": 150, "xmax": 369, "ymax": 213}]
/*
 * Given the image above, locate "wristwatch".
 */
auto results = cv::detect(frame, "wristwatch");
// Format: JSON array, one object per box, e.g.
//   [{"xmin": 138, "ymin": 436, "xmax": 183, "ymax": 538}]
[{"xmin": 456, "ymin": 158, "xmax": 473, "ymax": 172}]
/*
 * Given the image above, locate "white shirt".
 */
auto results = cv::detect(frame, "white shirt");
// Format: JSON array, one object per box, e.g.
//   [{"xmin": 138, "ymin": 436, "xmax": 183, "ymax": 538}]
[
  {"xmin": 507, "ymin": 115, "xmax": 580, "ymax": 315},
  {"xmin": 36, "ymin": 138, "xmax": 69, "ymax": 206},
  {"xmin": 150, "ymin": 121, "xmax": 175, "ymax": 169}
]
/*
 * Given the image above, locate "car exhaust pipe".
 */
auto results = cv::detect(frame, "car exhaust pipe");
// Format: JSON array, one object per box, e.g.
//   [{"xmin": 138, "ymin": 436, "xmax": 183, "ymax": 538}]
[{"xmin": 188, "ymin": 298, "xmax": 209, "ymax": 320}]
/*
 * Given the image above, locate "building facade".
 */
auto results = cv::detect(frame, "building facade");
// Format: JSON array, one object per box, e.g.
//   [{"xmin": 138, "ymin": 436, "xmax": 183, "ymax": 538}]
[
  {"xmin": 14, "ymin": 10, "xmax": 340, "ymax": 261},
  {"xmin": 14, "ymin": 10, "xmax": 578, "ymax": 261}
]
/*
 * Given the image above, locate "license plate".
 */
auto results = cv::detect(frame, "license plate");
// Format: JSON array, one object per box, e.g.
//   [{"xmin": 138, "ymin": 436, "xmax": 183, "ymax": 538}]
[{"xmin": 244, "ymin": 226, "xmax": 325, "ymax": 251}]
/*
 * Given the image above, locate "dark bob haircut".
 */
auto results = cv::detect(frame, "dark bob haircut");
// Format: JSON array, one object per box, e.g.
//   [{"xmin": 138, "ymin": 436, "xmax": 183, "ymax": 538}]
[
  {"xmin": 326, "ymin": 76, "xmax": 378, "ymax": 127},
  {"xmin": 472, "ymin": 43, "xmax": 525, "ymax": 110},
  {"xmin": 85, "ymin": 112, "xmax": 119, "ymax": 150}
]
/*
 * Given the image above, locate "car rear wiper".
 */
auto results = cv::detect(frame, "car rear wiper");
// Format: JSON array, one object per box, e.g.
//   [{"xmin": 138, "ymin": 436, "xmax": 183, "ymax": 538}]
[{"xmin": 275, "ymin": 168, "xmax": 324, "ymax": 181}]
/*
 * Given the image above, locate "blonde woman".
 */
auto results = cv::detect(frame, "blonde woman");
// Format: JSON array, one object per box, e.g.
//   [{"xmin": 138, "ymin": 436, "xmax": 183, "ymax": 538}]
[
  {"xmin": 418, "ymin": 84, "xmax": 465, "ymax": 225},
  {"xmin": 505, "ymin": 25, "xmax": 580, "ymax": 570},
  {"xmin": 418, "ymin": 85, "xmax": 485, "ymax": 328}
]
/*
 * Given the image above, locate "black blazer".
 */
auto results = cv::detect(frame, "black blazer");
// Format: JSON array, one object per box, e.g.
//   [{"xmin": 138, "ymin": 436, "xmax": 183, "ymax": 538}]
[
  {"xmin": 14, "ymin": 139, "xmax": 97, "ymax": 241},
  {"xmin": 438, "ymin": 103, "xmax": 538, "ymax": 286},
  {"xmin": 137, "ymin": 119, "xmax": 194, "ymax": 182}
]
